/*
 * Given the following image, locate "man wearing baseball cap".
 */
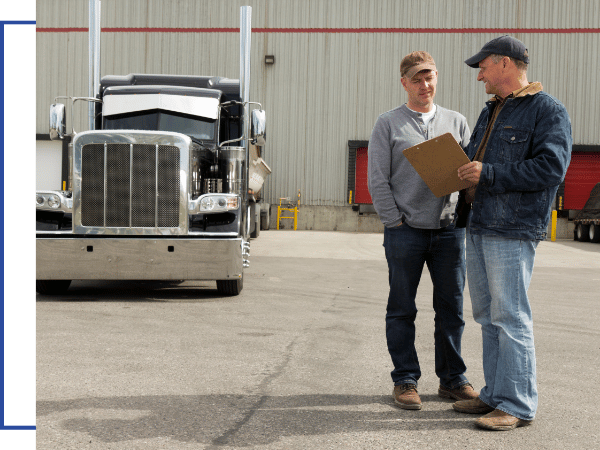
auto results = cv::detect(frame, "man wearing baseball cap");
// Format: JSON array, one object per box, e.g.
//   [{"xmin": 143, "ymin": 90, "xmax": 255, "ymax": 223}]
[
  {"xmin": 368, "ymin": 51, "xmax": 477, "ymax": 410},
  {"xmin": 454, "ymin": 36, "xmax": 572, "ymax": 430}
]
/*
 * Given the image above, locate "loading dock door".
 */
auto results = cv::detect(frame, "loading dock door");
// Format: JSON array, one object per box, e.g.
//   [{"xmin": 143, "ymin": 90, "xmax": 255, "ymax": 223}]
[
  {"xmin": 563, "ymin": 152, "xmax": 600, "ymax": 210},
  {"xmin": 354, "ymin": 146, "xmax": 372, "ymax": 204}
]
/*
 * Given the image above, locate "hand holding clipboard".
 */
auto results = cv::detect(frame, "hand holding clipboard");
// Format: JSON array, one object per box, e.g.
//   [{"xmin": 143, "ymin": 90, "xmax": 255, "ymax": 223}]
[{"xmin": 402, "ymin": 132, "xmax": 476, "ymax": 197}]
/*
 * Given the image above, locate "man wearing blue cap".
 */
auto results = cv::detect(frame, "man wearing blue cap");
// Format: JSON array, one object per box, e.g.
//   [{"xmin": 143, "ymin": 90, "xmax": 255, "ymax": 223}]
[{"xmin": 454, "ymin": 36, "xmax": 572, "ymax": 430}]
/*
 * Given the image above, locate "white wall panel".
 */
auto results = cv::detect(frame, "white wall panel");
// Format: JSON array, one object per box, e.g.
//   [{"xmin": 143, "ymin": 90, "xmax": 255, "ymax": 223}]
[{"xmin": 36, "ymin": 140, "xmax": 63, "ymax": 190}]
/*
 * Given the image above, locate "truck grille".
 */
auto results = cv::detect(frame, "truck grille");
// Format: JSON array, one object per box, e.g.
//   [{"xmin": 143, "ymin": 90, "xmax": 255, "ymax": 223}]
[{"xmin": 80, "ymin": 143, "xmax": 180, "ymax": 228}]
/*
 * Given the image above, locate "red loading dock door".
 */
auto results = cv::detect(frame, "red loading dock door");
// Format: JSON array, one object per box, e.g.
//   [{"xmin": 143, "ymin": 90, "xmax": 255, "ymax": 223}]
[
  {"xmin": 354, "ymin": 147, "xmax": 373, "ymax": 204},
  {"xmin": 563, "ymin": 152, "xmax": 600, "ymax": 210}
]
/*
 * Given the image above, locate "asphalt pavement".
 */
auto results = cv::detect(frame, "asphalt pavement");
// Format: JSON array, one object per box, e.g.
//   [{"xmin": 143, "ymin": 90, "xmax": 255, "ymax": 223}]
[{"xmin": 36, "ymin": 231, "xmax": 600, "ymax": 449}]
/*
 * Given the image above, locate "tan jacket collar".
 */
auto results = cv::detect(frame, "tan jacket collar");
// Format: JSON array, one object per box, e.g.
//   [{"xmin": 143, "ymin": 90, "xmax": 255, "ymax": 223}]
[{"xmin": 491, "ymin": 82, "xmax": 543, "ymax": 102}]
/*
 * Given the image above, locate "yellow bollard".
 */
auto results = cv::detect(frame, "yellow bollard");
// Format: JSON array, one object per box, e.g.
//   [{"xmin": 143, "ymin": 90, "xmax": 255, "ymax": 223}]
[{"xmin": 551, "ymin": 210, "xmax": 557, "ymax": 242}]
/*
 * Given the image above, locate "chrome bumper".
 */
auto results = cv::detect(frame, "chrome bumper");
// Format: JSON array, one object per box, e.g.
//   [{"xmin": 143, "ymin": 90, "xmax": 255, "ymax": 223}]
[{"xmin": 36, "ymin": 237, "xmax": 243, "ymax": 280}]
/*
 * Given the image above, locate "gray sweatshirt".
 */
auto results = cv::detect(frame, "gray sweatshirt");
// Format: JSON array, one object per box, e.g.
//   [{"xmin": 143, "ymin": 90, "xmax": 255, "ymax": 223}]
[{"xmin": 368, "ymin": 104, "xmax": 470, "ymax": 229}]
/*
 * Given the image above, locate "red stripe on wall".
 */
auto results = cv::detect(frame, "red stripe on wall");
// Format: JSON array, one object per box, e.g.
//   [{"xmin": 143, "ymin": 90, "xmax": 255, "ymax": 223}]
[{"xmin": 36, "ymin": 27, "xmax": 600, "ymax": 34}]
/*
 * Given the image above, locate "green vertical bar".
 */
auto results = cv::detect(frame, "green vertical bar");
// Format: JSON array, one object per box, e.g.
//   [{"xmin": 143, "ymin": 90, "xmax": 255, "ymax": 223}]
[{"xmin": 0, "ymin": 0, "xmax": 35, "ymax": 449}]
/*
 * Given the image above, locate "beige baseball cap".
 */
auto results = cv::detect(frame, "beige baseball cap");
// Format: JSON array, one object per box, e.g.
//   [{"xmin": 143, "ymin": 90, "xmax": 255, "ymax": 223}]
[{"xmin": 400, "ymin": 51, "xmax": 437, "ymax": 78}]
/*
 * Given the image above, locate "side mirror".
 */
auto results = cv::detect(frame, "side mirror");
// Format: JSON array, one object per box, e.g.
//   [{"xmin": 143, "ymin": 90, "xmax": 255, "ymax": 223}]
[
  {"xmin": 250, "ymin": 109, "xmax": 266, "ymax": 147},
  {"xmin": 49, "ymin": 103, "xmax": 66, "ymax": 140}
]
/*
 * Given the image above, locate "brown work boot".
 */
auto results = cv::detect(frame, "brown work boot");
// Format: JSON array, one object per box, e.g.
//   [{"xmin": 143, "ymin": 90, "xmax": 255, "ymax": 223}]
[
  {"xmin": 453, "ymin": 397, "xmax": 494, "ymax": 414},
  {"xmin": 475, "ymin": 409, "xmax": 533, "ymax": 431},
  {"xmin": 393, "ymin": 384, "xmax": 422, "ymax": 410},
  {"xmin": 438, "ymin": 382, "xmax": 479, "ymax": 400}
]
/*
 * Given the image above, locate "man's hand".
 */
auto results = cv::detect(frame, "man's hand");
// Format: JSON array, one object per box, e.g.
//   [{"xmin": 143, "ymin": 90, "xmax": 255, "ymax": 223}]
[{"xmin": 458, "ymin": 161, "xmax": 482, "ymax": 184}]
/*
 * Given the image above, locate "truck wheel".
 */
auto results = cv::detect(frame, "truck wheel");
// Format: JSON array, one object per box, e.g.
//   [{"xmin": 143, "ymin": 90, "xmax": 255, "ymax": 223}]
[
  {"xmin": 250, "ymin": 216, "xmax": 260, "ymax": 239},
  {"xmin": 576, "ymin": 223, "xmax": 590, "ymax": 242},
  {"xmin": 590, "ymin": 224, "xmax": 600, "ymax": 243},
  {"xmin": 216, "ymin": 275, "xmax": 243, "ymax": 296},
  {"xmin": 36, "ymin": 280, "xmax": 72, "ymax": 295},
  {"xmin": 260, "ymin": 208, "xmax": 270, "ymax": 230},
  {"xmin": 249, "ymin": 203, "xmax": 260, "ymax": 239}
]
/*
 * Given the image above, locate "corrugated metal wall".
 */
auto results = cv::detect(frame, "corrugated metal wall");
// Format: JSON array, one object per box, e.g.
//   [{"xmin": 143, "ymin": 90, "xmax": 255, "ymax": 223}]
[{"xmin": 36, "ymin": 0, "xmax": 600, "ymax": 206}]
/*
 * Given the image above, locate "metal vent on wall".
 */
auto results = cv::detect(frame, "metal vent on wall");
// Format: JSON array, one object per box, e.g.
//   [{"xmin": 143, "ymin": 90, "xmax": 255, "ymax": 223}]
[{"xmin": 81, "ymin": 143, "xmax": 180, "ymax": 228}]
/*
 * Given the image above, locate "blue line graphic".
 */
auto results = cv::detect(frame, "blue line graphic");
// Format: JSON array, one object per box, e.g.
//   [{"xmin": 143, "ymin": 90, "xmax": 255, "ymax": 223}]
[{"xmin": 1, "ymin": 20, "xmax": 36, "ymax": 431}]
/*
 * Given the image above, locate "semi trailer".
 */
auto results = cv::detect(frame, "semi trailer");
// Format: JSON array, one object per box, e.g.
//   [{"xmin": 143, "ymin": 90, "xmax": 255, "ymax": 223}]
[{"xmin": 573, "ymin": 182, "xmax": 600, "ymax": 243}]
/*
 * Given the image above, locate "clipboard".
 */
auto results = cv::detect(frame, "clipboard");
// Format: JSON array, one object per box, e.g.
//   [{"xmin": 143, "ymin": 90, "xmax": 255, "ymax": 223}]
[{"xmin": 402, "ymin": 132, "xmax": 475, "ymax": 198}]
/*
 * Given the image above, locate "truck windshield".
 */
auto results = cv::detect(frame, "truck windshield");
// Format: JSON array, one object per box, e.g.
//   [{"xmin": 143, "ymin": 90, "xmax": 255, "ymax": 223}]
[{"xmin": 103, "ymin": 109, "xmax": 216, "ymax": 141}]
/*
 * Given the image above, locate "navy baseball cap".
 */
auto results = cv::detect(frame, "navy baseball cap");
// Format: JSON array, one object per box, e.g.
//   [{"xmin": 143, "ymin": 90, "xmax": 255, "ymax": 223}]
[{"xmin": 465, "ymin": 35, "xmax": 529, "ymax": 68}]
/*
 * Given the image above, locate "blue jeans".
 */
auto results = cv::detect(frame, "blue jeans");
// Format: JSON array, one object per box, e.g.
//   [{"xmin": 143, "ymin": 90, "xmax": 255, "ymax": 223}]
[
  {"xmin": 466, "ymin": 231, "xmax": 538, "ymax": 420},
  {"xmin": 383, "ymin": 223, "xmax": 468, "ymax": 388}
]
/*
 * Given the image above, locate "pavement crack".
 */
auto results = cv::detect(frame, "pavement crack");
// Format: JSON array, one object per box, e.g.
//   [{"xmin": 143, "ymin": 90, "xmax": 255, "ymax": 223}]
[{"xmin": 207, "ymin": 338, "xmax": 297, "ymax": 448}]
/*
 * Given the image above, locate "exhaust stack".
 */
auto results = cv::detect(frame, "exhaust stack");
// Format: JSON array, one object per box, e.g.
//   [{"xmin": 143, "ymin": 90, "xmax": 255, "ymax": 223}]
[
  {"xmin": 88, "ymin": 0, "xmax": 101, "ymax": 130},
  {"xmin": 240, "ymin": 6, "xmax": 252, "ymax": 204}
]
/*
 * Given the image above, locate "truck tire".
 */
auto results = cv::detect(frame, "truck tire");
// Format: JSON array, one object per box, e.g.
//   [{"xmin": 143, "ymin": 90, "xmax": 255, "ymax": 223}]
[
  {"xmin": 216, "ymin": 275, "xmax": 243, "ymax": 296},
  {"xmin": 36, "ymin": 280, "xmax": 72, "ymax": 295},
  {"xmin": 250, "ymin": 217, "xmax": 260, "ymax": 239},
  {"xmin": 250, "ymin": 203, "xmax": 260, "ymax": 239},
  {"xmin": 260, "ymin": 208, "xmax": 270, "ymax": 230},
  {"xmin": 590, "ymin": 224, "xmax": 600, "ymax": 243},
  {"xmin": 576, "ymin": 223, "xmax": 590, "ymax": 242}
]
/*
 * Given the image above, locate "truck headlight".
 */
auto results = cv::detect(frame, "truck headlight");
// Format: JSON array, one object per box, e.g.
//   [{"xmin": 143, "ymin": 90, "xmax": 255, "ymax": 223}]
[
  {"xmin": 48, "ymin": 195, "xmax": 61, "ymax": 209},
  {"xmin": 193, "ymin": 194, "xmax": 239, "ymax": 213},
  {"xmin": 201, "ymin": 197, "xmax": 216, "ymax": 211},
  {"xmin": 35, "ymin": 191, "xmax": 73, "ymax": 212}
]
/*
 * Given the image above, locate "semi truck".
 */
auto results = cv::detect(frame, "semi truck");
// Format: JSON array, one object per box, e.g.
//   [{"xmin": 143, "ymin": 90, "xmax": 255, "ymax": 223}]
[
  {"xmin": 573, "ymin": 182, "xmax": 600, "ymax": 243},
  {"xmin": 36, "ymin": 3, "xmax": 269, "ymax": 296}
]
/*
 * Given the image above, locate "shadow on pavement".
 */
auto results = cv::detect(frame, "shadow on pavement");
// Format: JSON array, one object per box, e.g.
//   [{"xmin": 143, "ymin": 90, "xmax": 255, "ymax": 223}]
[
  {"xmin": 37, "ymin": 394, "xmax": 472, "ymax": 447},
  {"xmin": 35, "ymin": 280, "xmax": 234, "ymax": 303}
]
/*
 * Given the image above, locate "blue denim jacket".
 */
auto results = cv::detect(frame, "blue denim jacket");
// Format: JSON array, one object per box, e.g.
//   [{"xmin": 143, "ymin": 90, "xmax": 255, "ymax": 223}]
[{"xmin": 464, "ymin": 89, "xmax": 572, "ymax": 240}]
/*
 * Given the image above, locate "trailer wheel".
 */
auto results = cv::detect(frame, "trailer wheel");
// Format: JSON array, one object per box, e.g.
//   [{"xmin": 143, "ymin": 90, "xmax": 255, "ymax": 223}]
[
  {"xmin": 216, "ymin": 275, "xmax": 243, "ymax": 296},
  {"xmin": 590, "ymin": 224, "xmax": 600, "ymax": 243},
  {"xmin": 576, "ymin": 223, "xmax": 590, "ymax": 242},
  {"xmin": 36, "ymin": 280, "xmax": 72, "ymax": 295}
]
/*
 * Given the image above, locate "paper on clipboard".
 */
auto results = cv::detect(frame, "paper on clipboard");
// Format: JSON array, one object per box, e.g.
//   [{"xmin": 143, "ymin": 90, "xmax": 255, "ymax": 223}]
[{"xmin": 402, "ymin": 132, "xmax": 475, "ymax": 198}]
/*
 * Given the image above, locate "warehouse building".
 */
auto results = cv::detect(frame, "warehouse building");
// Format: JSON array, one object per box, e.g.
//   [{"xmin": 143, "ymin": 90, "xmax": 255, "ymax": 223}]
[{"xmin": 36, "ymin": 0, "xmax": 600, "ymax": 232}]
